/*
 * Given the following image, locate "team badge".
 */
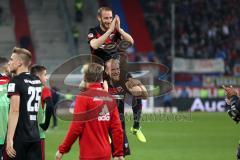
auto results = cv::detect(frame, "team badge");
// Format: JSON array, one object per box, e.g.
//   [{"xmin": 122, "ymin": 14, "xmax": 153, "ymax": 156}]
[
  {"xmin": 8, "ymin": 83, "xmax": 15, "ymax": 92},
  {"xmin": 109, "ymin": 34, "xmax": 115, "ymax": 40},
  {"xmin": 88, "ymin": 33, "xmax": 94, "ymax": 38}
]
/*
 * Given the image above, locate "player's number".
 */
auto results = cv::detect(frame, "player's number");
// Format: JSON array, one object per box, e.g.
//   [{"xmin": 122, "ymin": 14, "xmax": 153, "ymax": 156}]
[{"xmin": 27, "ymin": 86, "xmax": 41, "ymax": 112}]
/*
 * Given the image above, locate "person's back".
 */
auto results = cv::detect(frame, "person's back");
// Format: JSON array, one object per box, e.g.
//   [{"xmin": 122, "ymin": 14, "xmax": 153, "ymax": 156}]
[
  {"xmin": 76, "ymin": 85, "xmax": 122, "ymax": 159},
  {"xmin": 56, "ymin": 63, "xmax": 124, "ymax": 160},
  {"xmin": 0, "ymin": 71, "xmax": 10, "ymax": 159}
]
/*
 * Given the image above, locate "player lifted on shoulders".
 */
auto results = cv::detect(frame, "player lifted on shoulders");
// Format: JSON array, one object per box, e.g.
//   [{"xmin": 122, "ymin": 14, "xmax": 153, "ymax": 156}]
[{"xmin": 88, "ymin": 6, "xmax": 133, "ymax": 63}]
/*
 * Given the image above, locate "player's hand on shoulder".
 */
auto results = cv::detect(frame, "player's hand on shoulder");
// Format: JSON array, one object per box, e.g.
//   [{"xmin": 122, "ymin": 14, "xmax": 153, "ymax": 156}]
[
  {"xmin": 55, "ymin": 150, "xmax": 63, "ymax": 160},
  {"xmin": 125, "ymin": 78, "xmax": 148, "ymax": 99},
  {"xmin": 223, "ymin": 85, "xmax": 238, "ymax": 99},
  {"xmin": 125, "ymin": 78, "xmax": 141, "ymax": 89}
]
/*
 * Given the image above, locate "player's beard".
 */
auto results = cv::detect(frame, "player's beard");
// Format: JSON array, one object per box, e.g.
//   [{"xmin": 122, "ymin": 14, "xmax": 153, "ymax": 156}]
[
  {"xmin": 111, "ymin": 73, "xmax": 120, "ymax": 82},
  {"xmin": 100, "ymin": 20, "xmax": 110, "ymax": 31}
]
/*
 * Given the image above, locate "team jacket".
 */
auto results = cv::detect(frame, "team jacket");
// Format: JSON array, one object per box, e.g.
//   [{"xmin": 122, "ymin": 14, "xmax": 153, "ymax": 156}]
[
  {"xmin": 58, "ymin": 83, "xmax": 123, "ymax": 160},
  {"xmin": 0, "ymin": 74, "xmax": 10, "ymax": 144}
]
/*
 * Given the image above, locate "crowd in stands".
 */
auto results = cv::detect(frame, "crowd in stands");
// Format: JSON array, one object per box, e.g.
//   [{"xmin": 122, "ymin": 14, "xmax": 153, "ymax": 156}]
[{"xmin": 140, "ymin": 0, "xmax": 240, "ymax": 75}]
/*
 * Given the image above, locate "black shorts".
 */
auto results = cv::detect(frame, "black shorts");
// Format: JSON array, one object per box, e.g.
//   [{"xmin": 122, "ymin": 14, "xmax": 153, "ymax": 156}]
[
  {"xmin": 8, "ymin": 139, "xmax": 42, "ymax": 160},
  {"xmin": 0, "ymin": 144, "xmax": 4, "ymax": 159}
]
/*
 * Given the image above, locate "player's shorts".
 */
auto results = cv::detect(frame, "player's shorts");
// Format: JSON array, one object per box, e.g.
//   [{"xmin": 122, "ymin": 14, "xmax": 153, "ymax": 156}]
[
  {"xmin": 0, "ymin": 144, "xmax": 4, "ymax": 160},
  {"xmin": 8, "ymin": 139, "xmax": 42, "ymax": 160}
]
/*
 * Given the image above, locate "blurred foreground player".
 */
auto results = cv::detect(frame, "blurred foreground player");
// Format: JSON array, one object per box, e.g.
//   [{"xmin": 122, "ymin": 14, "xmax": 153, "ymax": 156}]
[
  {"xmin": 223, "ymin": 85, "xmax": 240, "ymax": 159},
  {"xmin": 6, "ymin": 47, "xmax": 42, "ymax": 160},
  {"xmin": 0, "ymin": 57, "xmax": 10, "ymax": 160},
  {"xmin": 105, "ymin": 59, "xmax": 148, "ymax": 155},
  {"xmin": 56, "ymin": 63, "xmax": 124, "ymax": 160},
  {"xmin": 30, "ymin": 65, "xmax": 53, "ymax": 160}
]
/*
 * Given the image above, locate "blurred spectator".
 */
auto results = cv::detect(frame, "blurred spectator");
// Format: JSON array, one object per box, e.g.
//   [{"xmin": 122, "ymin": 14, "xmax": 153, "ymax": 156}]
[
  {"xmin": 163, "ymin": 93, "xmax": 172, "ymax": 108},
  {"xmin": 180, "ymin": 87, "xmax": 189, "ymax": 98},
  {"xmin": 75, "ymin": 0, "xmax": 83, "ymax": 22},
  {"xmin": 72, "ymin": 26, "xmax": 79, "ymax": 48},
  {"xmin": 0, "ymin": 6, "xmax": 2, "ymax": 25}
]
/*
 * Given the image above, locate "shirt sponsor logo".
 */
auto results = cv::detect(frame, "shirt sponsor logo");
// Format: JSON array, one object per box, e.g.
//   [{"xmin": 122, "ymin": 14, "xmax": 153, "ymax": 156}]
[
  {"xmin": 8, "ymin": 83, "xmax": 15, "ymax": 92},
  {"xmin": 88, "ymin": 33, "xmax": 94, "ymax": 39},
  {"xmin": 24, "ymin": 79, "xmax": 41, "ymax": 84},
  {"xmin": 93, "ymin": 96, "xmax": 113, "ymax": 102},
  {"xmin": 98, "ymin": 105, "xmax": 110, "ymax": 121},
  {"xmin": 109, "ymin": 34, "xmax": 115, "ymax": 40}
]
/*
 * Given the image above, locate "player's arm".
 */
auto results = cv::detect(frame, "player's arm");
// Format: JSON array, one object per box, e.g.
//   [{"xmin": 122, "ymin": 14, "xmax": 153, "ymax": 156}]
[
  {"xmin": 223, "ymin": 86, "xmax": 240, "ymax": 123},
  {"xmin": 115, "ymin": 15, "xmax": 134, "ymax": 45},
  {"xmin": 6, "ymin": 95, "xmax": 20, "ymax": 158},
  {"xmin": 125, "ymin": 78, "xmax": 148, "ymax": 99},
  {"xmin": 110, "ymin": 104, "xmax": 124, "ymax": 157},
  {"xmin": 39, "ymin": 97, "xmax": 53, "ymax": 131},
  {"xmin": 57, "ymin": 96, "xmax": 86, "ymax": 155},
  {"xmin": 89, "ymin": 17, "xmax": 117, "ymax": 49}
]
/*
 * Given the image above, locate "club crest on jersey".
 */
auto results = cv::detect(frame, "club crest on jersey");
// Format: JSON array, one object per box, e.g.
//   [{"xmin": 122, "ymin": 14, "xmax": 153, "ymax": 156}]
[
  {"xmin": 8, "ymin": 83, "xmax": 15, "ymax": 92},
  {"xmin": 109, "ymin": 34, "xmax": 115, "ymax": 40},
  {"xmin": 98, "ymin": 104, "xmax": 110, "ymax": 121},
  {"xmin": 88, "ymin": 33, "xmax": 94, "ymax": 38}
]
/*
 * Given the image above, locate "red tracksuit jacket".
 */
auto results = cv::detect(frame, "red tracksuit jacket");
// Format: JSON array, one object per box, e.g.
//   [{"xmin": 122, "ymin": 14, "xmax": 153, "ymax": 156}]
[{"xmin": 58, "ymin": 83, "xmax": 123, "ymax": 160}]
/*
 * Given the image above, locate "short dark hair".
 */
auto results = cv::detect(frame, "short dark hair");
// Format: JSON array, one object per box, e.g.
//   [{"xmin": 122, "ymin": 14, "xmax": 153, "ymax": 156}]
[
  {"xmin": 97, "ymin": 7, "xmax": 112, "ymax": 17},
  {"xmin": 83, "ymin": 63, "xmax": 103, "ymax": 83},
  {"xmin": 12, "ymin": 47, "xmax": 32, "ymax": 66},
  {"xmin": 30, "ymin": 64, "xmax": 46, "ymax": 76},
  {"xmin": 0, "ymin": 57, "xmax": 8, "ymax": 67}
]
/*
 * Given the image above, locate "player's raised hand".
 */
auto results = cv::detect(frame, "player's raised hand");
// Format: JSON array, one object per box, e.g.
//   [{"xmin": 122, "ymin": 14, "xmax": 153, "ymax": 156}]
[
  {"xmin": 55, "ymin": 150, "xmax": 63, "ymax": 160},
  {"xmin": 6, "ymin": 139, "xmax": 16, "ymax": 158},
  {"xmin": 222, "ymin": 85, "xmax": 238, "ymax": 99},
  {"xmin": 115, "ymin": 15, "xmax": 121, "ymax": 31},
  {"xmin": 109, "ymin": 16, "xmax": 117, "ymax": 32}
]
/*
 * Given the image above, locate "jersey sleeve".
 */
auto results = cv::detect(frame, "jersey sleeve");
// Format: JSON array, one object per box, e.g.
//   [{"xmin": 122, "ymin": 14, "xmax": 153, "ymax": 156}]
[
  {"xmin": 58, "ymin": 95, "xmax": 86, "ymax": 154},
  {"xmin": 87, "ymin": 28, "xmax": 97, "ymax": 44},
  {"xmin": 41, "ymin": 87, "xmax": 52, "ymax": 104},
  {"xmin": 7, "ymin": 78, "xmax": 20, "ymax": 97},
  {"xmin": 115, "ymin": 31, "xmax": 122, "ymax": 42}
]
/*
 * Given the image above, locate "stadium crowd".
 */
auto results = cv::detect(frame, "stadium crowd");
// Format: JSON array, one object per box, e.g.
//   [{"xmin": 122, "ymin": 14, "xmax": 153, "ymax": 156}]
[{"xmin": 141, "ymin": 0, "xmax": 240, "ymax": 75}]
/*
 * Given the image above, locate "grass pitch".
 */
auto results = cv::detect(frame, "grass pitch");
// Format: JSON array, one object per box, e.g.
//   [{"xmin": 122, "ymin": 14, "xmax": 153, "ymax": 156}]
[{"xmin": 45, "ymin": 112, "xmax": 240, "ymax": 160}]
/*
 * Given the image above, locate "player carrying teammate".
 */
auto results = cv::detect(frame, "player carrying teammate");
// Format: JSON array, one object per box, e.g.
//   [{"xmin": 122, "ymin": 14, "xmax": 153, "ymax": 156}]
[
  {"xmin": 56, "ymin": 63, "xmax": 124, "ymax": 160},
  {"xmin": 30, "ymin": 64, "xmax": 54, "ymax": 160},
  {"xmin": 6, "ymin": 47, "xmax": 42, "ymax": 160},
  {"xmin": 105, "ymin": 59, "xmax": 148, "ymax": 155},
  {"xmin": 88, "ymin": 7, "xmax": 147, "ymax": 143},
  {"xmin": 0, "ymin": 57, "xmax": 10, "ymax": 160}
]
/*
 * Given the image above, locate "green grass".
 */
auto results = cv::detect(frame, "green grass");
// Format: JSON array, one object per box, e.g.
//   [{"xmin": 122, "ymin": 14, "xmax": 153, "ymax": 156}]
[{"xmin": 45, "ymin": 112, "xmax": 240, "ymax": 160}]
